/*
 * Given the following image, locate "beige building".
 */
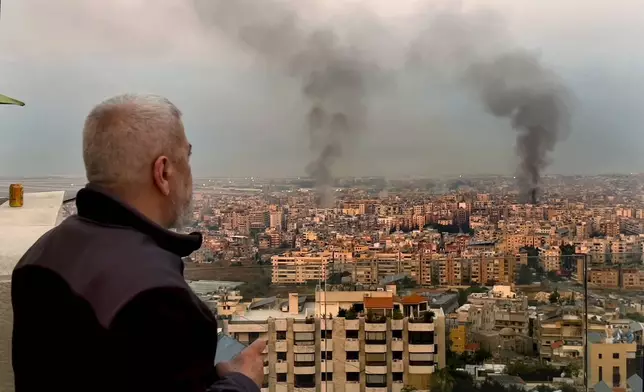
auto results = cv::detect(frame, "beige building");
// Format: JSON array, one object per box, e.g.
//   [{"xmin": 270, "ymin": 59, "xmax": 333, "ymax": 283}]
[
  {"xmin": 224, "ymin": 310, "xmax": 446, "ymax": 392},
  {"xmin": 588, "ymin": 340, "xmax": 637, "ymax": 390},
  {"xmin": 272, "ymin": 253, "xmax": 331, "ymax": 284}
]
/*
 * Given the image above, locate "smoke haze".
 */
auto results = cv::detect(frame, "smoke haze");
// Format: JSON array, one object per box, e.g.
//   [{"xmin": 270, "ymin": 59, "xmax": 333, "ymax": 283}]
[
  {"xmin": 195, "ymin": 0, "xmax": 381, "ymax": 207},
  {"xmin": 406, "ymin": 6, "xmax": 572, "ymax": 201},
  {"xmin": 3, "ymin": 0, "xmax": 642, "ymax": 180}
]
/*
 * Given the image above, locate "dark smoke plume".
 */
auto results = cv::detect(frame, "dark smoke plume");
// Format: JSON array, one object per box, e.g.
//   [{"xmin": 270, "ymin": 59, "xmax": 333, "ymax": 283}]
[
  {"xmin": 194, "ymin": 0, "xmax": 376, "ymax": 207},
  {"xmin": 467, "ymin": 52, "xmax": 571, "ymax": 203},
  {"xmin": 407, "ymin": 7, "xmax": 572, "ymax": 203}
]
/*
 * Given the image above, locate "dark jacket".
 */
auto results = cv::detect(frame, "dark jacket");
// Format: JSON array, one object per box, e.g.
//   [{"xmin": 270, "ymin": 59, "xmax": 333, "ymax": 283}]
[{"xmin": 11, "ymin": 184, "xmax": 258, "ymax": 392}]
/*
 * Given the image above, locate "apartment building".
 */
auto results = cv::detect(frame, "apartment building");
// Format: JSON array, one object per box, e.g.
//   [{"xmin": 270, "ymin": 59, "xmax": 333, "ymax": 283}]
[
  {"xmin": 467, "ymin": 286, "xmax": 532, "ymax": 354},
  {"xmin": 224, "ymin": 310, "xmax": 446, "ymax": 392},
  {"xmin": 588, "ymin": 336, "xmax": 637, "ymax": 390},
  {"xmin": 588, "ymin": 268, "xmax": 620, "ymax": 289},
  {"xmin": 536, "ymin": 310, "xmax": 608, "ymax": 363},
  {"xmin": 272, "ymin": 253, "xmax": 331, "ymax": 284},
  {"xmin": 470, "ymin": 257, "xmax": 515, "ymax": 285}
]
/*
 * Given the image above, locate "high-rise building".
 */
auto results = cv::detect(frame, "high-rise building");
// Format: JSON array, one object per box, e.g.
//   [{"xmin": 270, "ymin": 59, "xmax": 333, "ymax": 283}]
[{"xmin": 223, "ymin": 301, "xmax": 446, "ymax": 392}]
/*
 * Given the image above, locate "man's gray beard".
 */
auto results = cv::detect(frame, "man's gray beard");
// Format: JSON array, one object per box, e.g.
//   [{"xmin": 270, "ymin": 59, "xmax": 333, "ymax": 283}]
[{"xmin": 170, "ymin": 195, "xmax": 194, "ymax": 230}]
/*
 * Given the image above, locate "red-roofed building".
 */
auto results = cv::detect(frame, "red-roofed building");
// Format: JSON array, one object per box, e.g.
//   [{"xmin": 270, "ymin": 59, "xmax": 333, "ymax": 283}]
[
  {"xmin": 364, "ymin": 296, "xmax": 395, "ymax": 317},
  {"xmin": 400, "ymin": 294, "xmax": 429, "ymax": 318}
]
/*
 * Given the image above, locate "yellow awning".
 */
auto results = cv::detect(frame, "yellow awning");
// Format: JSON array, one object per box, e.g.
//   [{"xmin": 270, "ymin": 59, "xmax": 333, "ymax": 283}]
[{"xmin": 0, "ymin": 94, "xmax": 25, "ymax": 106}]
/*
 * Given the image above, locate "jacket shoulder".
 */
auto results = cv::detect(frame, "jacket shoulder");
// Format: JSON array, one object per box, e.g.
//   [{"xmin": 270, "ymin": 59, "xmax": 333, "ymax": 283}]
[{"xmin": 15, "ymin": 216, "xmax": 189, "ymax": 327}]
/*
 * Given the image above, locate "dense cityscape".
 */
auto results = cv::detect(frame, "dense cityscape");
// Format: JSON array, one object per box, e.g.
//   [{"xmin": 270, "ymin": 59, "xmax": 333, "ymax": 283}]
[{"xmin": 146, "ymin": 174, "xmax": 644, "ymax": 392}]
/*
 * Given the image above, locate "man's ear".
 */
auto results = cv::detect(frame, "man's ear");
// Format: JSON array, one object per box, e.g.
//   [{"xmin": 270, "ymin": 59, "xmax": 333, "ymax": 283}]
[{"xmin": 153, "ymin": 156, "xmax": 172, "ymax": 196}]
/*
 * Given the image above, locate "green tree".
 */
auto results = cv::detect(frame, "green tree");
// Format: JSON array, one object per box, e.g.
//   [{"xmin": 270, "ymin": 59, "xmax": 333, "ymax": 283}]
[
  {"xmin": 429, "ymin": 368, "xmax": 454, "ymax": 392},
  {"xmin": 473, "ymin": 348, "xmax": 492, "ymax": 364},
  {"xmin": 400, "ymin": 386, "xmax": 416, "ymax": 392},
  {"xmin": 627, "ymin": 313, "xmax": 644, "ymax": 322},
  {"xmin": 549, "ymin": 289, "xmax": 561, "ymax": 304}
]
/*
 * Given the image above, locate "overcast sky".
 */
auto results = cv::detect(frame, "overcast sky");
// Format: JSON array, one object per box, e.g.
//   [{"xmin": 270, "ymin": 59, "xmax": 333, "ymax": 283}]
[{"xmin": 0, "ymin": 0, "xmax": 643, "ymax": 178}]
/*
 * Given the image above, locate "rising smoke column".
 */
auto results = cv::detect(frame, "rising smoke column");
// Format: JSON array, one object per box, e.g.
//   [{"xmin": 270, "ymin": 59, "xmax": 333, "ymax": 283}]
[
  {"xmin": 407, "ymin": 7, "xmax": 572, "ymax": 203},
  {"xmin": 467, "ymin": 52, "xmax": 571, "ymax": 203},
  {"xmin": 194, "ymin": 0, "xmax": 373, "ymax": 207}
]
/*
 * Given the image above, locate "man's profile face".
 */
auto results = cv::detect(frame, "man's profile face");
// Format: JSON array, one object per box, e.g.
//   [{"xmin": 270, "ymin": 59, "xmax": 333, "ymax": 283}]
[{"xmin": 169, "ymin": 128, "xmax": 194, "ymax": 228}]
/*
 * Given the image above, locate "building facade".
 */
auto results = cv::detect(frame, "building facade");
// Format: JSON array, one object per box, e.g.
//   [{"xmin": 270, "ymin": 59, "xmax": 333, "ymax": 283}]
[{"xmin": 224, "ymin": 313, "xmax": 446, "ymax": 392}]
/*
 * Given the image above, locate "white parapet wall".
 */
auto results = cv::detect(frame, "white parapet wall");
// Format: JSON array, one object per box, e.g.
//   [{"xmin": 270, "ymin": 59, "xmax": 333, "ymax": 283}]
[
  {"xmin": 0, "ymin": 191, "xmax": 65, "ymax": 275},
  {"xmin": 0, "ymin": 191, "xmax": 65, "ymax": 392}
]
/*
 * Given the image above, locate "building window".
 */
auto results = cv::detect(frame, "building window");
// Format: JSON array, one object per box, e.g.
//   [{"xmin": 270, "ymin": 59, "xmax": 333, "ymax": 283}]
[
  {"xmin": 409, "ymin": 353, "xmax": 434, "ymax": 366},
  {"xmin": 321, "ymin": 330, "xmax": 332, "ymax": 339},
  {"xmin": 347, "ymin": 372, "xmax": 360, "ymax": 382},
  {"xmin": 598, "ymin": 366, "xmax": 603, "ymax": 382},
  {"xmin": 277, "ymin": 373, "xmax": 287, "ymax": 383},
  {"xmin": 613, "ymin": 353, "xmax": 619, "ymax": 359},
  {"xmin": 613, "ymin": 366, "xmax": 620, "ymax": 387},
  {"xmin": 321, "ymin": 372, "xmax": 333, "ymax": 382},
  {"xmin": 346, "ymin": 351, "xmax": 359, "ymax": 361},
  {"xmin": 393, "ymin": 372, "xmax": 404, "ymax": 382},
  {"xmin": 277, "ymin": 352, "xmax": 287, "ymax": 361},
  {"xmin": 294, "ymin": 332, "xmax": 315, "ymax": 346},
  {"xmin": 295, "ymin": 374, "xmax": 315, "ymax": 388},
  {"xmin": 294, "ymin": 353, "xmax": 315, "ymax": 367},
  {"xmin": 249, "ymin": 332, "xmax": 260, "ymax": 344},
  {"xmin": 393, "ymin": 351, "xmax": 403, "ymax": 360},
  {"xmin": 392, "ymin": 330, "xmax": 403, "ymax": 339},
  {"xmin": 276, "ymin": 331, "xmax": 287, "ymax": 340},
  {"xmin": 366, "ymin": 374, "xmax": 387, "ymax": 388},
  {"xmin": 366, "ymin": 352, "xmax": 386, "ymax": 366},
  {"xmin": 322, "ymin": 352, "xmax": 333, "ymax": 361},
  {"xmin": 346, "ymin": 330, "xmax": 359, "ymax": 339},
  {"xmin": 366, "ymin": 331, "xmax": 386, "ymax": 344},
  {"xmin": 409, "ymin": 331, "xmax": 434, "ymax": 345},
  {"xmin": 599, "ymin": 353, "xmax": 602, "ymax": 359}
]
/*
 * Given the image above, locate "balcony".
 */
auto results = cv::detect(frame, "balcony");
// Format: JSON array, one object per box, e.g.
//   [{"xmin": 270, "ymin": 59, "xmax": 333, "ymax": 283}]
[
  {"xmin": 275, "ymin": 340, "xmax": 287, "ymax": 352},
  {"xmin": 293, "ymin": 365, "xmax": 316, "ymax": 375},
  {"xmin": 276, "ymin": 386, "xmax": 288, "ymax": 392},
  {"xmin": 409, "ymin": 344, "xmax": 435, "ymax": 353},
  {"xmin": 391, "ymin": 319, "xmax": 403, "ymax": 330},
  {"xmin": 392, "ymin": 383, "xmax": 404, "ymax": 392},
  {"xmin": 274, "ymin": 319, "xmax": 287, "ymax": 331},
  {"xmin": 276, "ymin": 361, "xmax": 288, "ymax": 373},
  {"xmin": 321, "ymin": 360, "xmax": 334, "ymax": 373},
  {"xmin": 345, "ymin": 339, "xmax": 360, "ymax": 351},
  {"xmin": 365, "ymin": 323, "xmax": 387, "ymax": 332},
  {"xmin": 409, "ymin": 364, "xmax": 435, "ymax": 374},
  {"xmin": 227, "ymin": 323, "xmax": 268, "ymax": 333},
  {"xmin": 320, "ymin": 383, "xmax": 334, "ymax": 392},
  {"xmin": 345, "ymin": 360, "xmax": 361, "ymax": 372},
  {"xmin": 320, "ymin": 339, "xmax": 333, "ymax": 351},
  {"xmin": 346, "ymin": 383, "xmax": 361, "ymax": 392},
  {"xmin": 392, "ymin": 360, "xmax": 404, "ymax": 372},
  {"xmin": 408, "ymin": 322, "xmax": 434, "ymax": 332},
  {"xmin": 391, "ymin": 339, "xmax": 403, "ymax": 351},
  {"xmin": 294, "ymin": 344, "xmax": 316, "ymax": 353},
  {"xmin": 366, "ymin": 387, "xmax": 388, "ymax": 392},
  {"xmin": 345, "ymin": 319, "xmax": 360, "ymax": 330},
  {"xmin": 365, "ymin": 365, "xmax": 387, "ymax": 374},
  {"xmin": 320, "ymin": 319, "xmax": 333, "ymax": 330},
  {"xmin": 365, "ymin": 344, "xmax": 387, "ymax": 353},
  {"xmin": 293, "ymin": 322, "xmax": 316, "ymax": 332}
]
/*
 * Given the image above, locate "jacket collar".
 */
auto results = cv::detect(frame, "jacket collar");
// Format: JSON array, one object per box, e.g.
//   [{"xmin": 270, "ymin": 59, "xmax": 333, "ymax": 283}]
[{"xmin": 75, "ymin": 184, "xmax": 202, "ymax": 258}]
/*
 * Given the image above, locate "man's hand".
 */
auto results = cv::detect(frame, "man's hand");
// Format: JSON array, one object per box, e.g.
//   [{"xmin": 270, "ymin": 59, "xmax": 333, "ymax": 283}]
[{"xmin": 216, "ymin": 339, "xmax": 267, "ymax": 387}]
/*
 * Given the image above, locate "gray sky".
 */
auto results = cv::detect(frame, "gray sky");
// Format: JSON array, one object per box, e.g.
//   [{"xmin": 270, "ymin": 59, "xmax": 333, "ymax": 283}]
[{"xmin": 0, "ymin": 0, "xmax": 643, "ymax": 178}]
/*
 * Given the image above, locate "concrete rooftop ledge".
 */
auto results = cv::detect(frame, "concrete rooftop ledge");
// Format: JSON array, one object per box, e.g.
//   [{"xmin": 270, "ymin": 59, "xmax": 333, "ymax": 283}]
[{"xmin": 0, "ymin": 191, "xmax": 65, "ymax": 275}]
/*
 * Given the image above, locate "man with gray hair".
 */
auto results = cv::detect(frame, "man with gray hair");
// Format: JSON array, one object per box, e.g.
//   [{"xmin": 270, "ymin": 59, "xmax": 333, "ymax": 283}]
[{"xmin": 11, "ymin": 94, "xmax": 265, "ymax": 392}]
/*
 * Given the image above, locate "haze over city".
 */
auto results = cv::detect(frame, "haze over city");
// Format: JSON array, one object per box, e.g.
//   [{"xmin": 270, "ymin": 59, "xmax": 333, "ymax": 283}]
[{"xmin": 1, "ymin": 0, "xmax": 643, "ymax": 179}]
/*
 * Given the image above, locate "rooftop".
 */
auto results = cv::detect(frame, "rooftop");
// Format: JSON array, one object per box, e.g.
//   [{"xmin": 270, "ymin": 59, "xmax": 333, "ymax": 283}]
[{"xmin": 0, "ymin": 191, "xmax": 65, "ymax": 276}]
